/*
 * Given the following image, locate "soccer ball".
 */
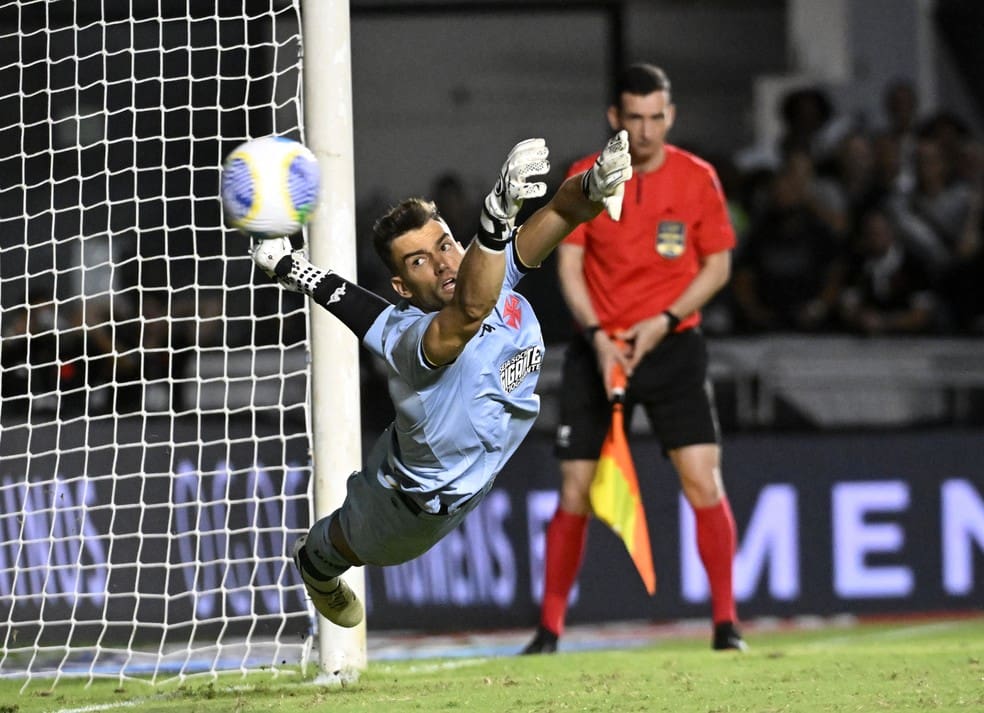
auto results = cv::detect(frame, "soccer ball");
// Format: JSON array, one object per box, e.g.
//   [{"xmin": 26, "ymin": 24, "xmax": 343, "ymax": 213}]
[{"xmin": 221, "ymin": 136, "xmax": 320, "ymax": 238}]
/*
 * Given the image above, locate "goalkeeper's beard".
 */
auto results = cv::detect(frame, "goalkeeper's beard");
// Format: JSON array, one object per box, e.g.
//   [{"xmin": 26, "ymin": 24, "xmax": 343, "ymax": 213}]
[{"xmin": 406, "ymin": 279, "xmax": 456, "ymax": 312}]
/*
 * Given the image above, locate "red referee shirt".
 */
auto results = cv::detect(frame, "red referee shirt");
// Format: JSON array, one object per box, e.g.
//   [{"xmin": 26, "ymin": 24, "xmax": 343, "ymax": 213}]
[{"xmin": 565, "ymin": 144, "xmax": 736, "ymax": 333}]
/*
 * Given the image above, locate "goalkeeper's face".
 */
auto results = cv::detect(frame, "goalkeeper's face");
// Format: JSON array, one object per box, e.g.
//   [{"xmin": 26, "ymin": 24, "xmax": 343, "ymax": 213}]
[{"xmin": 388, "ymin": 219, "xmax": 465, "ymax": 311}]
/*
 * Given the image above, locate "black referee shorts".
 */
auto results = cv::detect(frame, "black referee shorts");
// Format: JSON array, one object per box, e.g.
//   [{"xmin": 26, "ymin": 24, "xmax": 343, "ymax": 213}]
[{"xmin": 553, "ymin": 327, "xmax": 721, "ymax": 460}]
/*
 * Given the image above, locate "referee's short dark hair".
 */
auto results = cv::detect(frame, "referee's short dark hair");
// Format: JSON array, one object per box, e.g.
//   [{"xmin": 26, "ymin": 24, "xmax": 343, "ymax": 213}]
[{"xmin": 613, "ymin": 63, "xmax": 671, "ymax": 106}]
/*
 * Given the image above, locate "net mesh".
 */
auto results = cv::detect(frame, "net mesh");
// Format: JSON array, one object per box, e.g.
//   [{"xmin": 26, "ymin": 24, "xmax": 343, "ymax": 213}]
[{"xmin": 0, "ymin": 0, "xmax": 316, "ymax": 686}]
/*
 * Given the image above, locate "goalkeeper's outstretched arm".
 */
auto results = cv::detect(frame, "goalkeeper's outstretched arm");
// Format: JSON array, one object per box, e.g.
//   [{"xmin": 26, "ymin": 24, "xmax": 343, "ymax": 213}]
[
  {"xmin": 515, "ymin": 130, "xmax": 631, "ymax": 268},
  {"xmin": 423, "ymin": 138, "xmax": 550, "ymax": 365},
  {"xmin": 252, "ymin": 237, "xmax": 390, "ymax": 341}
]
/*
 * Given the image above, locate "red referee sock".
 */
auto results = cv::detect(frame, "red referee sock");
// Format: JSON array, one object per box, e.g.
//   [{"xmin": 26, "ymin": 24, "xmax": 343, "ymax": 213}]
[
  {"xmin": 694, "ymin": 496, "xmax": 738, "ymax": 624},
  {"xmin": 539, "ymin": 508, "xmax": 589, "ymax": 636}
]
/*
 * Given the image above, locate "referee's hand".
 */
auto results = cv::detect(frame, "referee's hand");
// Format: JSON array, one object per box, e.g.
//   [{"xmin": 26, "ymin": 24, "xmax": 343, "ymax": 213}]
[
  {"xmin": 617, "ymin": 314, "xmax": 672, "ymax": 375},
  {"xmin": 593, "ymin": 332, "xmax": 632, "ymax": 400}
]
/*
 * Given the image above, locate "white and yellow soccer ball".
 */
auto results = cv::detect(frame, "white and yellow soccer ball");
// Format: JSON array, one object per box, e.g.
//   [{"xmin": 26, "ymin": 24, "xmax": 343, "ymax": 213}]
[{"xmin": 221, "ymin": 136, "xmax": 320, "ymax": 237}]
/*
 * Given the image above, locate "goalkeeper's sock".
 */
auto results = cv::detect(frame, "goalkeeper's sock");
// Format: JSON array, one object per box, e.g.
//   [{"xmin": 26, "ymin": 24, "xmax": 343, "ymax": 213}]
[
  {"xmin": 295, "ymin": 539, "xmax": 337, "ymax": 583},
  {"xmin": 540, "ymin": 507, "xmax": 589, "ymax": 636},
  {"xmin": 694, "ymin": 496, "xmax": 738, "ymax": 624}
]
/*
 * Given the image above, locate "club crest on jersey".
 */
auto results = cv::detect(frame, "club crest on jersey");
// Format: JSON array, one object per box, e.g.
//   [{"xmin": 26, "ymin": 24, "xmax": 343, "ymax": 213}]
[
  {"xmin": 655, "ymin": 221, "xmax": 686, "ymax": 259},
  {"xmin": 499, "ymin": 345, "xmax": 543, "ymax": 393}
]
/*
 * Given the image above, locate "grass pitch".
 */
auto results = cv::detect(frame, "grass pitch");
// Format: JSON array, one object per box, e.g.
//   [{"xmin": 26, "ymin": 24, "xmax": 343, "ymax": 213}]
[{"xmin": 3, "ymin": 616, "xmax": 982, "ymax": 712}]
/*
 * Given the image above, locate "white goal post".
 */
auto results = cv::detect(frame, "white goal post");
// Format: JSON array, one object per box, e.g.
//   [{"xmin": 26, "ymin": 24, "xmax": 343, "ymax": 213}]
[
  {"xmin": 300, "ymin": 0, "xmax": 368, "ymax": 684},
  {"xmin": 0, "ymin": 0, "xmax": 363, "ymax": 687}
]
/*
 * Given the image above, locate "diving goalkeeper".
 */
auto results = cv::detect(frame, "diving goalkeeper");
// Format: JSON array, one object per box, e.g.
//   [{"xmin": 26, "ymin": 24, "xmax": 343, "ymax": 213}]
[{"xmin": 253, "ymin": 133, "xmax": 632, "ymax": 626}]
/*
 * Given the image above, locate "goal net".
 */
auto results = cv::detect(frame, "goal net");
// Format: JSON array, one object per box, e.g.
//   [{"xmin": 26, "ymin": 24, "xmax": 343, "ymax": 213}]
[{"xmin": 0, "ymin": 0, "xmax": 318, "ymax": 685}]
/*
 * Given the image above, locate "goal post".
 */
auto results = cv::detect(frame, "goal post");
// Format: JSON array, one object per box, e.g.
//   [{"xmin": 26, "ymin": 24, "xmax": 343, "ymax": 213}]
[
  {"xmin": 0, "ymin": 0, "xmax": 362, "ymax": 688},
  {"xmin": 300, "ymin": 0, "xmax": 368, "ymax": 683}
]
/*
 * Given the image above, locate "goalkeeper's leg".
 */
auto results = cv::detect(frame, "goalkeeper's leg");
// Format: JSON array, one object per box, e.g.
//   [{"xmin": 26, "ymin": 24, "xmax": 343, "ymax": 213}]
[{"xmin": 293, "ymin": 525, "xmax": 364, "ymax": 628}]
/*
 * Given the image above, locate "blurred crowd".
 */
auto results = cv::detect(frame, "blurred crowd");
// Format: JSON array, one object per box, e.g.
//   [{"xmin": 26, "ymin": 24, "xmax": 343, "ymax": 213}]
[
  {"xmin": 715, "ymin": 80, "xmax": 984, "ymax": 337},
  {"xmin": 2, "ymin": 78, "xmax": 982, "ymax": 420},
  {"xmin": 0, "ymin": 289, "xmax": 222, "ymax": 417}
]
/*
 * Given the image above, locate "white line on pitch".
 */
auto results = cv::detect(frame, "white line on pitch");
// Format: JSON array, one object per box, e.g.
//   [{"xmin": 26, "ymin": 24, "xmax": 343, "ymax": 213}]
[
  {"xmin": 801, "ymin": 620, "xmax": 966, "ymax": 649},
  {"xmin": 375, "ymin": 657, "xmax": 490, "ymax": 675},
  {"xmin": 53, "ymin": 702, "xmax": 139, "ymax": 713}
]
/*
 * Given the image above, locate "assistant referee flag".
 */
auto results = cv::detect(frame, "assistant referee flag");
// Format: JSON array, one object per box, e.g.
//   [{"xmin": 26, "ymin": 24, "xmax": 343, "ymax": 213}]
[{"xmin": 588, "ymin": 359, "xmax": 657, "ymax": 595}]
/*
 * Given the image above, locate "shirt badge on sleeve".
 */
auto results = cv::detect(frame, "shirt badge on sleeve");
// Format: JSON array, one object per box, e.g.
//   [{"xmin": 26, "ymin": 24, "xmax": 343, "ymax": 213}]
[{"xmin": 655, "ymin": 221, "xmax": 686, "ymax": 259}]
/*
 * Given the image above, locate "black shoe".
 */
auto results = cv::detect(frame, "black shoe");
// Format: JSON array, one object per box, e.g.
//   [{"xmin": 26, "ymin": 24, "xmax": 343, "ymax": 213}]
[
  {"xmin": 712, "ymin": 621, "xmax": 747, "ymax": 652},
  {"xmin": 521, "ymin": 625, "xmax": 559, "ymax": 655}
]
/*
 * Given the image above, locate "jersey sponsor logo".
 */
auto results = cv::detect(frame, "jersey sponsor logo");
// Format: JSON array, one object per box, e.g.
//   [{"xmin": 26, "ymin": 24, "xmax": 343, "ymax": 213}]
[
  {"xmin": 656, "ymin": 221, "xmax": 686, "ymax": 259},
  {"xmin": 480, "ymin": 323, "xmax": 496, "ymax": 337},
  {"xmin": 499, "ymin": 345, "xmax": 543, "ymax": 393},
  {"xmin": 503, "ymin": 295, "xmax": 523, "ymax": 329}
]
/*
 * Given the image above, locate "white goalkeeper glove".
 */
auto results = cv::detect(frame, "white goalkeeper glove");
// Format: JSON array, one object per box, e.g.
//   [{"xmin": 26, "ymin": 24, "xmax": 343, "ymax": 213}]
[
  {"xmin": 478, "ymin": 138, "xmax": 550, "ymax": 248},
  {"xmin": 582, "ymin": 130, "xmax": 632, "ymax": 220},
  {"xmin": 251, "ymin": 236, "xmax": 326, "ymax": 295}
]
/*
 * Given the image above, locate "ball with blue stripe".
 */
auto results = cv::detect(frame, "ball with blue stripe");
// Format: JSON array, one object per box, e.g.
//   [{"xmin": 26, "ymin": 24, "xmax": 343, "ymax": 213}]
[{"xmin": 221, "ymin": 136, "xmax": 321, "ymax": 238}]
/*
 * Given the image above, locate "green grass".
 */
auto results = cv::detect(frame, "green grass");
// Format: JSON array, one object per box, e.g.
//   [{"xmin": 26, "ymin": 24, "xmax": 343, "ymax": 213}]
[{"xmin": 3, "ymin": 617, "xmax": 983, "ymax": 713}]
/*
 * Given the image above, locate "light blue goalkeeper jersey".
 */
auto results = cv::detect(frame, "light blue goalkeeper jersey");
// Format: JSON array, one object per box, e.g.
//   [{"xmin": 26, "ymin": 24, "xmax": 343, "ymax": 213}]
[{"xmin": 361, "ymin": 246, "xmax": 544, "ymax": 503}]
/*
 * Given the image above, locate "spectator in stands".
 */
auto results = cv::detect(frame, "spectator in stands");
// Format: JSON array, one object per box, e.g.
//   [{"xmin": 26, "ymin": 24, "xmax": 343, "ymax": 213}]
[
  {"xmin": 839, "ymin": 205, "xmax": 939, "ymax": 335},
  {"xmin": 890, "ymin": 136, "xmax": 977, "ymax": 276},
  {"xmin": 85, "ymin": 294, "xmax": 143, "ymax": 414},
  {"xmin": 813, "ymin": 130, "xmax": 879, "ymax": 238},
  {"xmin": 0, "ymin": 303, "xmax": 31, "ymax": 413},
  {"xmin": 138, "ymin": 291, "xmax": 187, "ymax": 412},
  {"xmin": 732, "ymin": 151, "xmax": 847, "ymax": 332},
  {"xmin": 700, "ymin": 154, "xmax": 751, "ymax": 335},
  {"xmin": 733, "ymin": 84, "xmax": 842, "ymax": 173},
  {"xmin": 920, "ymin": 111, "xmax": 973, "ymax": 179},
  {"xmin": 938, "ymin": 139, "xmax": 984, "ymax": 333},
  {"xmin": 778, "ymin": 86, "xmax": 838, "ymax": 164},
  {"xmin": 879, "ymin": 79, "xmax": 920, "ymax": 192},
  {"xmin": 0, "ymin": 291, "xmax": 86, "ymax": 416},
  {"xmin": 871, "ymin": 131, "xmax": 910, "ymax": 200},
  {"xmin": 941, "ymin": 237, "xmax": 984, "ymax": 334}
]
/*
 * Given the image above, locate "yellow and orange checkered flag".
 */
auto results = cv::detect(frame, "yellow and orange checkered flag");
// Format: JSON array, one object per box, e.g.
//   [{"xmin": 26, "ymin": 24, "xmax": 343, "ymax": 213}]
[{"xmin": 588, "ymin": 354, "xmax": 657, "ymax": 595}]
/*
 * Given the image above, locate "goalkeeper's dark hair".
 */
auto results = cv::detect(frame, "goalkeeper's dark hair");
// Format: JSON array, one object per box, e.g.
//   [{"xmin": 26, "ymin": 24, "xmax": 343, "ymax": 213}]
[
  {"xmin": 372, "ymin": 197, "xmax": 440, "ymax": 275},
  {"xmin": 613, "ymin": 63, "xmax": 672, "ymax": 106}
]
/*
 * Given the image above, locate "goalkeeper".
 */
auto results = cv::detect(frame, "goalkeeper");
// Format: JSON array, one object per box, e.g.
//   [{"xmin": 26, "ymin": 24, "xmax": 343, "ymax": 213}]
[{"xmin": 253, "ymin": 132, "xmax": 631, "ymax": 626}]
